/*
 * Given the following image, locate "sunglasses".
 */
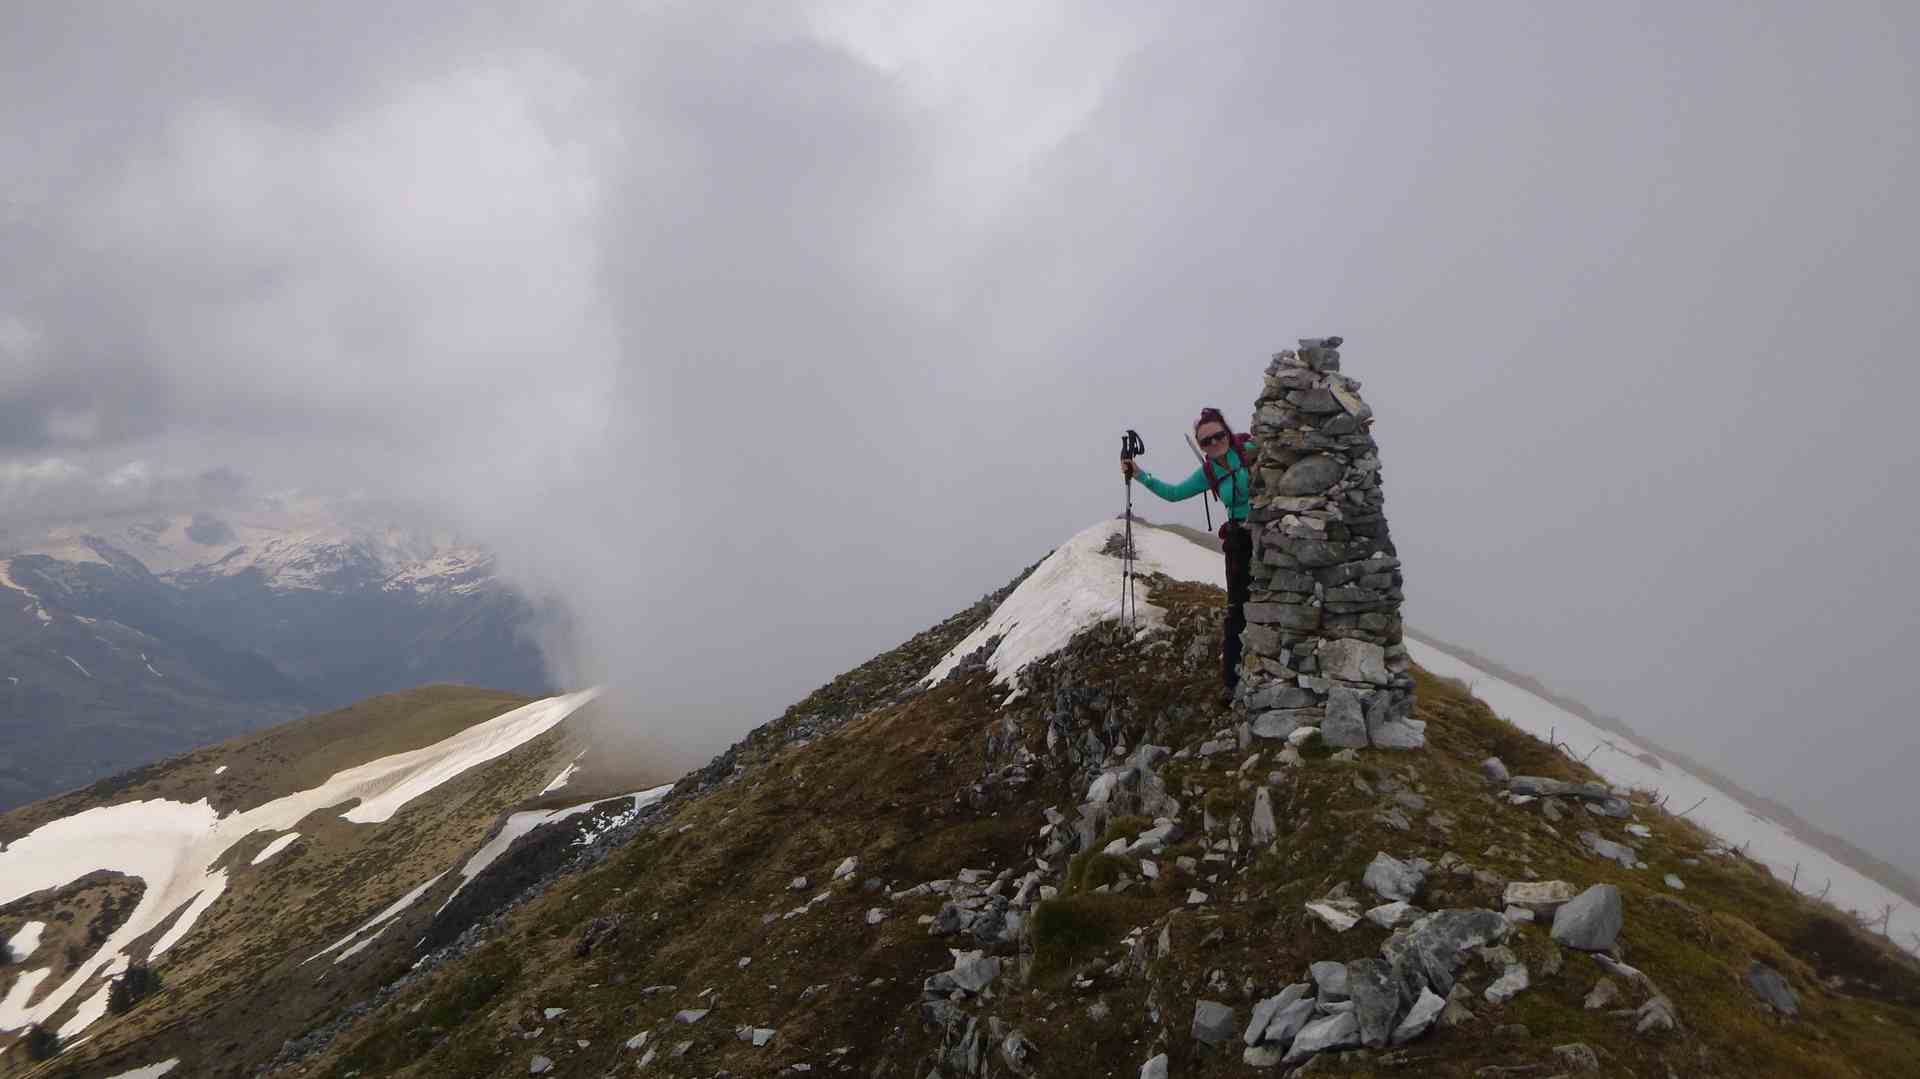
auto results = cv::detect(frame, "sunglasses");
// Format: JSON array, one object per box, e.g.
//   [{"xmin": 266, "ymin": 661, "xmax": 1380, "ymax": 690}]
[{"xmin": 1197, "ymin": 432, "xmax": 1230, "ymax": 447}]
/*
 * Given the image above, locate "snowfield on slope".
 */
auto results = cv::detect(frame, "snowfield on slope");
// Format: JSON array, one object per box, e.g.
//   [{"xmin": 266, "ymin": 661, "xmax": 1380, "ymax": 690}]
[
  {"xmin": 1406, "ymin": 639, "xmax": 1918, "ymax": 954},
  {"xmin": 436, "ymin": 784, "xmax": 672, "ymax": 916},
  {"xmin": 0, "ymin": 689, "xmax": 598, "ymax": 1035},
  {"xmin": 102, "ymin": 1059, "xmax": 180, "ymax": 1079},
  {"xmin": 540, "ymin": 757, "xmax": 583, "ymax": 795},
  {"xmin": 250, "ymin": 832, "xmax": 301, "ymax": 866},
  {"xmin": 921, "ymin": 518, "xmax": 1224, "ymax": 690},
  {"xmin": 5, "ymin": 921, "xmax": 45, "ymax": 962}
]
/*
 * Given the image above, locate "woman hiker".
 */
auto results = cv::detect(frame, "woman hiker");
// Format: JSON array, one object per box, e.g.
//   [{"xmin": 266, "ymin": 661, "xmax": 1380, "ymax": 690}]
[{"xmin": 1121, "ymin": 408, "xmax": 1256, "ymax": 706}]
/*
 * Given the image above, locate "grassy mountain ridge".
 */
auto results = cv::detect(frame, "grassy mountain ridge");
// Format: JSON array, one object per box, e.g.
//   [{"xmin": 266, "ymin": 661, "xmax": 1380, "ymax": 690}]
[
  {"xmin": 0, "ymin": 561, "xmax": 1038, "ymax": 1079},
  {"xmin": 1, "ymin": 686, "xmax": 611, "ymax": 1078},
  {"xmin": 260, "ymin": 559, "xmax": 1920, "ymax": 1078}
]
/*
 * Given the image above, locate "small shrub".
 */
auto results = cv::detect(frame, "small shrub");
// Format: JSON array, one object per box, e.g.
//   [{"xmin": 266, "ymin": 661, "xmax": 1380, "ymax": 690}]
[
  {"xmin": 1064, "ymin": 852, "xmax": 1130, "ymax": 894},
  {"xmin": 1791, "ymin": 912, "xmax": 1920, "ymax": 1007},
  {"xmin": 107, "ymin": 962, "xmax": 162, "ymax": 1014},
  {"xmin": 24, "ymin": 1024, "xmax": 59, "ymax": 1061},
  {"xmin": 1203, "ymin": 788, "xmax": 1240, "ymax": 819},
  {"xmin": 1031, "ymin": 895, "xmax": 1141, "ymax": 976},
  {"xmin": 1098, "ymin": 815, "xmax": 1153, "ymax": 848}
]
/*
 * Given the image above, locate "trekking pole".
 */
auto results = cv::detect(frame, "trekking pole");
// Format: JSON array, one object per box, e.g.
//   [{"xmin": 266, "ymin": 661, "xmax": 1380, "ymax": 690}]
[
  {"xmin": 1183, "ymin": 433, "xmax": 1213, "ymax": 532},
  {"xmin": 1119, "ymin": 429, "xmax": 1146, "ymax": 628}
]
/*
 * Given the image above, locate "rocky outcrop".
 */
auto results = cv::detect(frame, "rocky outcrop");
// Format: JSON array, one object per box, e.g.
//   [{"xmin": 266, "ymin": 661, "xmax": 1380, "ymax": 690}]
[{"xmin": 1236, "ymin": 338, "xmax": 1421, "ymax": 749}]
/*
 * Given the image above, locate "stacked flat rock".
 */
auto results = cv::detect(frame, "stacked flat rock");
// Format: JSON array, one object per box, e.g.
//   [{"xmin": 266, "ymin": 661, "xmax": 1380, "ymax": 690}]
[{"xmin": 1237, "ymin": 338, "xmax": 1422, "ymax": 750}]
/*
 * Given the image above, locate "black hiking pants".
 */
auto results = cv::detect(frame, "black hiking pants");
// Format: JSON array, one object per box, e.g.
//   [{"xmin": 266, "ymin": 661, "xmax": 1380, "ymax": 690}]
[{"xmin": 1223, "ymin": 522, "xmax": 1252, "ymax": 690}]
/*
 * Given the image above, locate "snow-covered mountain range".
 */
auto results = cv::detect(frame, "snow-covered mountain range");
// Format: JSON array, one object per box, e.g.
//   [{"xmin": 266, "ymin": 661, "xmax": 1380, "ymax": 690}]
[
  {"xmin": 0, "ymin": 499, "xmax": 552, "ymax": 813},
  {"xmin": 5, "ymin": 497, "xmax": 492, "ymax": 596}
]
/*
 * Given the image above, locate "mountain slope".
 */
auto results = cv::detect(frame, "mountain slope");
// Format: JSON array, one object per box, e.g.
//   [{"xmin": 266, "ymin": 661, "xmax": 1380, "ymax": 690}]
[
  {"xmin": 0, "ymin": 507, "xmax": 553, "ymax": 814},
  {"xmin": 213, "ymin": 519, "xmax": 1919, "ymax": 1079},
  {"xmin": 0, "ymin": 683, "xmax": 679, "ymax": 1078}
]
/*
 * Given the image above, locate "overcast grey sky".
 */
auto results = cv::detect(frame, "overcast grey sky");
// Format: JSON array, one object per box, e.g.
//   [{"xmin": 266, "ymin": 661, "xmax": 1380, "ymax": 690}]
[{"xmin": 3, "ymin": 2, "xmax": 1916, "ymax": 874}]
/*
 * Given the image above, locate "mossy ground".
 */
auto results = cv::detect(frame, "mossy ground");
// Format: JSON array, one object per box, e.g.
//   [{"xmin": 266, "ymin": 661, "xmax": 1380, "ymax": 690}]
[{"xmin": 268, "ymin": 560, "xmax": 1920, "ymax": 1078}]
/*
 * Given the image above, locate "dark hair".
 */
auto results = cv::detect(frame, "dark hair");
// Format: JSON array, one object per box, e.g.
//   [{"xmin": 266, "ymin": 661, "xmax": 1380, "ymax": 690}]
[
  {"xmin": 1194, "ymin": 407, "xmax": 1230, "ymax": 436},
  {"xmin": 1194, "ymin": 407, "xmax": 1246, "ymax": 499}
]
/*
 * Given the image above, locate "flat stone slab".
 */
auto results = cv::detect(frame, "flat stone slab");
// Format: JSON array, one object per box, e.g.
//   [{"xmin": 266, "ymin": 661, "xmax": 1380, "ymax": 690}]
[
  {"xmin": 1746, "ymin": 961, "xmax": 1799, "ymax": 1016},
  {"xmin": 1310, "ymin": 960, "xmax": 1351, "ymax": 1000},
  {"xmin": 1244, "ymin": 983, "xmax": 1312, "ymax": 1045},
  {"xmin": 1346, "ymin": 958, "xmax": 1398, "ymax": 1048},
  {"xmin": 1305, "ymin": 899, "xmax": 1362, "ymax": 933},
  {"xmin": 1551, "ymin": 885, "xmax": 1623, "ymax": 952},
  {"xmin": 1366, "ymin": 900, "xmax": 1422, "ymax": 929},
  {"xmin": 1262, "ymin": 998, "xmax": 1318, "ymax": 1047},
  {"xmin": 1283, "ymin": 1011, "xmax": 1360, "ymax": 1064},
  {"xmin": 1319, "ymin": 639, "xmax": 1390, "ymax": 684},
  {"xmin": 1503, "ymin": 880, "xmax": 1579, "ymax": 914},
  {"xmin": 1579, "ymin": 831, "xmax": 1641, "ymax": 869},
  {"xmin": 1321, "ymin": 686, "xmax": 1371, "ymax": 748},
  {"xmin": 1363, "ymin": 851, "xmax": 1425, "ymax": 902},
  {"xmin": 1251, "ymin": 710, "xmax": 1312, "ymax": 740},
  {"xmin": 1191, "ymin": 999, "xmax": 1237, "ymax": 1045},
  {"xmin": 1390, "ymin": 986, "xmax": 1446, "ymax": 1045},
  {"xmin": 1250, "ymin": 787, "xmax": 1277, "ymax": 845},
  {"xmin": 1484, "ymin": 962, "xmax": 1531, "ymax": 1004}
]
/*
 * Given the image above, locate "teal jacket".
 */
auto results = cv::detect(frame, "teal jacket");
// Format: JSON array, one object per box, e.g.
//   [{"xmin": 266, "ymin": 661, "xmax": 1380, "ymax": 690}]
[{"xmin": 1135, "ymin": 442, "xmax": 1256, "ymax": 521}]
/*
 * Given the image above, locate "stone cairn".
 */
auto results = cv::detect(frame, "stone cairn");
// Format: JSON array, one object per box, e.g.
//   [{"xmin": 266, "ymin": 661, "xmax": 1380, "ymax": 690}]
[{"xmin": 1235, "ymin": 337, "xmax": 1422, "ymax": 749}]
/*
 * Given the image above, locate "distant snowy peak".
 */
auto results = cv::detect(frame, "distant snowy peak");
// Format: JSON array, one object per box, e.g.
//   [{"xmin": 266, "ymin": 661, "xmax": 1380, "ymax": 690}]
[
  {"xmin": 379, "ymin": 547, "xmax": 496, "ymax": 596},
  {"xmin": 13, "ymin": 513, "xmax": 497, "ymax": 596},
  {"xmin": 159, "ymin": 532, "xmax": 493, "ymax": 595}
]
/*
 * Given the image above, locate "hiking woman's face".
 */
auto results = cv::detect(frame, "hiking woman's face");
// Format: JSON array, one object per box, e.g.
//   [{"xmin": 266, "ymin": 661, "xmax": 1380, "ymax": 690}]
[{"xmin": 1197, "ymin": 422, "xmax": 1229, "ymax": 460}]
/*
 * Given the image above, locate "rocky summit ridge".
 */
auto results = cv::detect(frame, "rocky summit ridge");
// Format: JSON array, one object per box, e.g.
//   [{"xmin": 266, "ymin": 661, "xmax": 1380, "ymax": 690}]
[{"xmin": 231, "ymin": 528, "xmax": 1916, "ymax": 1079}]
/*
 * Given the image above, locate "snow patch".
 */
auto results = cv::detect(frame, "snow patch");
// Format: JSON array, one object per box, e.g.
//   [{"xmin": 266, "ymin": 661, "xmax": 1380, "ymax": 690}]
[
  {"xmin": 921, "ymin": 519, "xmax": 1225, "ymax": 689},
  {"xmin": 0, "ymin": 688, "xmax": 598, "ymax": 1034},
  {"xmin": 576, "ymin": 785, "xmax": 672, "ymax": 847},
  {"xmin": 6, "ymin": 920, "xmax": 45, "ymax": 961},
  {"xmin": 1406, "ymin": 638, "xmax": 1919, "ymax": 954},
  {"xmin": 309, "ymin": 873, "xmax": 447, "ymax": 964},
  {"xmin": 250, "ymin": 832, "xmax": 300, "ymax": 865},
  {"xmin": 436, "ymin": 785, "xmax": 671, "ymax": 916},
  {"xmin": 214, "ymin": 765, "xmax": 228, "ymax": 776},
  {"xmin": 57, "ymin": 983, "xmax": 113, "ymax": 1040},
  {"xmin": 0, "ymin": 559, "xmax": 53, "ymax": 626},
  {"xmin": 0, "ymin": 968, "xmax": 51, "ymax": 1030},
  {"xmin": 149, "ymin": 873, "xmax": 228, "ymax": 959},
  {"xmin": 342, "ymin": 691, "xmax": 598, "ymax": 824},
  {"xmin": 103, "ymin": 1059, "xmax": 180, "ymax": 1079},
  {"xmin": 540, "ymin": 760, "xmax": 581, "ymax": 795}
]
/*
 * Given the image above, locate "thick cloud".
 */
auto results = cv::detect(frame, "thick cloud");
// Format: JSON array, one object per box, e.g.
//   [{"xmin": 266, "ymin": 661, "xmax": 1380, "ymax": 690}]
[{"xmin": 3, "ymin": 3, "xmax": 1917, "ymax": 877}]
